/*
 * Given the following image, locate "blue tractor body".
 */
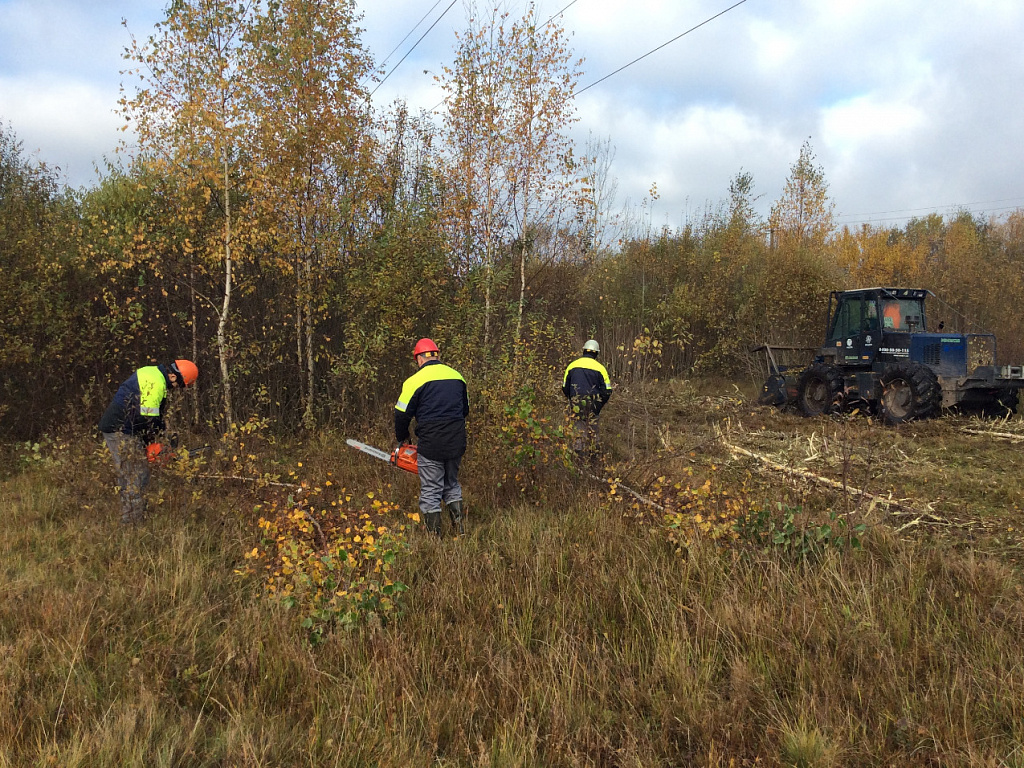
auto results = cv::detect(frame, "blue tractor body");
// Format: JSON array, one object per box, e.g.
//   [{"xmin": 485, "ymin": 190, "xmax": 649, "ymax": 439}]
[{"xmin": 758, "ymin": 287, "xmax": 1024, "ymax": 423}]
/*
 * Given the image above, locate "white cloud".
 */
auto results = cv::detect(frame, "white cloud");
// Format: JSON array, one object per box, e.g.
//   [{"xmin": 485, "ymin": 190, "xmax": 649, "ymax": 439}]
[
  {"xmin": 821, "ymin": 95, "xmax": 927, "ymax": 154},
  {"xmin": 0, "ymin": 74, "xmax": 123, "ymax": 183},
  {"xmin": 2, "ymin": 0, "xmax": 1024, "ymax": 223}
]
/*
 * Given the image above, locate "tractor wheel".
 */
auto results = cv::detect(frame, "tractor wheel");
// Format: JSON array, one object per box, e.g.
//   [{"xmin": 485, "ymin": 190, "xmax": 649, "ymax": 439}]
[
  {"xmin": 879, "ymin": 361, "xmax": 940, "ymax": 425},
  {"xmin": 796, "ymin": 362, "xmax": 844, "ymax": 417}
]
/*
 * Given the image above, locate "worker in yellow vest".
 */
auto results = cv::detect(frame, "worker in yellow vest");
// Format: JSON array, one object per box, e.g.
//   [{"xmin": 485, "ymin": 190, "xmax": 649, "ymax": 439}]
[
  {"xmin": 562, "ymin": 340, "xmax": 611, "ymax": 465},
  {"xmin": 98, "ymin": 360, "xmax": 198, "ymax": 524},
  {"xmin": 395, "ymin": 339, "xmax": 469, "ymax": 536}
]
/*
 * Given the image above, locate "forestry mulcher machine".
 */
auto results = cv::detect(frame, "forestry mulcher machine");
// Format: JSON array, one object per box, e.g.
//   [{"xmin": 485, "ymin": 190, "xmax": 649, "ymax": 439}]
[{"xmin": 757, "ymin": 287, "xmax": 1024, "ymax": 424}]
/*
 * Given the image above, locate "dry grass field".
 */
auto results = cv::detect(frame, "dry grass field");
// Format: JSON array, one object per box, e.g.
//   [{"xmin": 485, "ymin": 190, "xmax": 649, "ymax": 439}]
[{"xmin": 1, "ymin": 380, "xmax": 1022, "ymax": 767}]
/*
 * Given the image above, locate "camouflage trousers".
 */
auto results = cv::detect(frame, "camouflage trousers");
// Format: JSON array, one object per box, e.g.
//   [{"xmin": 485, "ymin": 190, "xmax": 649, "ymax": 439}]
[
  {"xmin": 103, "ymin": 432, "xmax": 150, "ymax": 524},
  {"xmin": 571, "ymin": 413, "xmax": 601, "ymax": 462}
]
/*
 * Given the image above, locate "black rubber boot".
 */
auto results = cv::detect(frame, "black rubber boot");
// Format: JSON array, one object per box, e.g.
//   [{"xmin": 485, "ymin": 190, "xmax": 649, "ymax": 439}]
[
  {"xmin": 447, "ymin": 500, "xmax": 465, "ymax": 536},
  {"xmin": 423, "ymin": 510, "xmax": 442, "ymax": 537}
]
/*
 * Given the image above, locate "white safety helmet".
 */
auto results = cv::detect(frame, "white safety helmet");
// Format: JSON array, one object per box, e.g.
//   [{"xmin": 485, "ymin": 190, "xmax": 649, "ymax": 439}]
[{"xmin": 583, "ymin": 339, "xmax": 600, "ymax": 354}]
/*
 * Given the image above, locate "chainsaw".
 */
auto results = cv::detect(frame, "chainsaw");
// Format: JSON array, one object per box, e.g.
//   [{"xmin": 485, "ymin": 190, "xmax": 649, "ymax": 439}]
[
  {"xmin": 146, "ymin": 443, "xmax": 211, "ymax": 465},
  {"xmin": 346, "ymin": 439, "xmax": 418, "ymax": 474}
]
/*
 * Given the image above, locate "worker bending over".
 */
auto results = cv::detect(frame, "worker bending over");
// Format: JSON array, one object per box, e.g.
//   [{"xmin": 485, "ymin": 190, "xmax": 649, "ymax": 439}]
[{"xmin": 98, "ymin": 359, "xmax": 198, "ymax": 524}]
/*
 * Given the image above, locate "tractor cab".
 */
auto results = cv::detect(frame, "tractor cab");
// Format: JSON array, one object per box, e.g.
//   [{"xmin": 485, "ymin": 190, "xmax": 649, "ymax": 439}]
[{"xmin": 823, "ymin": 288, "xmax": 928, "ymax": 368}]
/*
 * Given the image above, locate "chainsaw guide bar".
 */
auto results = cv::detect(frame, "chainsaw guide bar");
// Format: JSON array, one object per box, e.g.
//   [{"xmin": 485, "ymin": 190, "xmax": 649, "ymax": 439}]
[{"xmin": 346, "ymin": 439, "xmax": 419, "ymax": 473}]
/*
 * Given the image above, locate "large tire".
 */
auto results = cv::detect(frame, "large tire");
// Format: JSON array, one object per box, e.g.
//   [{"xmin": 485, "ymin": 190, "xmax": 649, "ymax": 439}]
[
  {"xmin": 796, "ymin": 362, "xmax": 844, "ymax": 417},
  {"xmin": 879, "ymin": 361, "xmax": 940, "ymax": 425}
]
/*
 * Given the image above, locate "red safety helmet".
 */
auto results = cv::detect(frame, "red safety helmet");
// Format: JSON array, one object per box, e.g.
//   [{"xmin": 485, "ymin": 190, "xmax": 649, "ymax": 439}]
[
  {"xmin": 172, "ymin": 359, "xmax": 199, "ymax": 386},
  {"xmin": 412, "ymin": 338, "xmax": 440, "ymax": 357}
]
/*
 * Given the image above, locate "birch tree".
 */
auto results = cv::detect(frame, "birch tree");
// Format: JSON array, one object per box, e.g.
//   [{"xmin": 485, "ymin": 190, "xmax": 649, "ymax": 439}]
[
  {"xmin": 769, "ymin": 139, "xmax": 834, "ymax": 251},
  {"xmin": 504, "ymin": 3, "xmax": 581, "ymax": 348},
  {"xmin": 439, "ymin": 4, "xmax": 516, "ymax": 349},
  {"xmin": 246, "ymin": 0, "xmax": 374, "ymax": 426},
  {"xmin": 121, "ymin": 0, "xmax": 258, "ymax": 426},
  {"xmin": 439, "ymin": 2, "xmax": 581, "ymax": 352}
]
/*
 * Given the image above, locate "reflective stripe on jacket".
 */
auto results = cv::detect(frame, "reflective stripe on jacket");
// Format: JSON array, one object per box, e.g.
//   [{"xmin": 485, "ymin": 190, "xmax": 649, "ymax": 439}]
[
  {"xmin": 562, "ymin": 355, "xmax": 611, "ymax": 413},
  {"xmin": 98, "ymin": 365, "xmax": 169, "ymax": 439},
  {"xmin": 395, "ymin": 360, "xmax": 469, "ymax": 461}
]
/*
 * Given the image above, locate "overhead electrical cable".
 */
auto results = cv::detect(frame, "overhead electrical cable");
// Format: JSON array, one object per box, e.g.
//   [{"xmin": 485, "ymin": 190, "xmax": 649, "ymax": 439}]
[
  {"xmin": 425, "ymin": 0, "xmax": 583, "ymax": 113},
  {"xmin": 542, "ymin": 0, "xmax": 580, "ymax": 28},
  {"xmin": 369, "ymin": 0, "xmax": 458, "ymax": 98},
  {"xmin": 429, "ymin": 0, "xmax": 751, "ymax": 111},
  {"xmin": 838, "ymin": 204, "xmax": 1024, "ymax": 228},
  {"xmin": 375, "ymin": 0, "xmax": 446, "ymax": 75},
  {"xmin": 576, "ymin": 0, "xmax": 749, "ymax": 96},
  {"xmin": 836, "ymin": 195, "xmax": 1024, "ymax": 220}
]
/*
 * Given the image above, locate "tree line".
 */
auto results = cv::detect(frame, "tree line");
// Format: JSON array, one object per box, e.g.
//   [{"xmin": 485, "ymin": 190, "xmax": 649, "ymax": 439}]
[{"xmin": 2, "ymin": 0, "xmax": 1023, "ymax": 440}]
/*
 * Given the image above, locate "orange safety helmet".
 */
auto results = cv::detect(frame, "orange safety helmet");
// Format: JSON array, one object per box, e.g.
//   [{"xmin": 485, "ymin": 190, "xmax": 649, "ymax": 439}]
[
  {"xmin": 412, "ymin": 338, "xmax": 440, "ymax": 357},
  {"xmin": 172, "ymin": 359, "xmax": 199, "ymax": 386}
]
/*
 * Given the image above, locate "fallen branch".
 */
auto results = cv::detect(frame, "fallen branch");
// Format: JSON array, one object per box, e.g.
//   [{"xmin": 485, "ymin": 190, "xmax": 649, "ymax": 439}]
[
  {"xmin": 586, "ymin": 471, "xmax": 665, "ymax": 511},
  {"xmin": 960, "ymin": 428, "xmax": 1024, "ymax": 442},
  {"xmin": 722, "ymin": 441, "xmax": 946, "ymax": 523},
  {"xmin": 302, "ymin": 508, "xmax": 327, "ymax": 548},
  {"xmin": 196, "ymin": 474, "xmax": 301, "ymax": 489}
]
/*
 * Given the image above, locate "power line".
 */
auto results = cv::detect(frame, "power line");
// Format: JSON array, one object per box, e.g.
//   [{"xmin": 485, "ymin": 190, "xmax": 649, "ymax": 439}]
[
  {"xmin": 576, "ymin": 0, "xmax": 749, "ymax": 96},
  {"xmin": 369, "ymin": 0, "xmax": 458, "ymax": 99},
  {"xmin": 835, "ymin": 196, "xmax": 1024, "ymax": 221},
  {"xmin": 423, "ymin": 0, "xmax": 585, "ymax": 114},
  {"xmin": 422, "ymin": 1, "xmax": 751, "ymax": 115},
  {"xmin": 376, "ymin": 0, "xmax": 446, "ymax": 73},
  {"xmin": 542, "ymin": 0, "xmax": 579, "ymax": 28},
  {"xmin": 838, "ymin": 204, "xmax": 1024, "ymax": 228}
]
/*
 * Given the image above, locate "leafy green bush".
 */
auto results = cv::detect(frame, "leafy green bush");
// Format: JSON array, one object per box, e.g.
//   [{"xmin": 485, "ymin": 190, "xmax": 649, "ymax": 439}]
[{"xmin": 734, "ymin": 502, "xmax": 866, "ymax": 560}]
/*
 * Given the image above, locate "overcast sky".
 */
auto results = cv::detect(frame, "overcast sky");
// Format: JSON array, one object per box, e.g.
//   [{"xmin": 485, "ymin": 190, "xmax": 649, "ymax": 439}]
[{"xmin": 2, "ymin": 0, "xmax": 1023, "ymax": 231}]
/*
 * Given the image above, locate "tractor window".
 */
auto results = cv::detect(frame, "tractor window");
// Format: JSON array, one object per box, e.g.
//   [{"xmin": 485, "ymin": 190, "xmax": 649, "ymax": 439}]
[
  {"xmin": 865, "ymin": 301, "xmax": 880, "ymax": 331},
  {"xmin": 829, "ymin": 297, "xmax": 865, "ymax": 341},
  {"xmin": 881, "ymin": 299, "xmax": 926, "ymax": 331},
  {"xmin": 881, "ymin": 301, "xmax": 901, "ymax": 329}
]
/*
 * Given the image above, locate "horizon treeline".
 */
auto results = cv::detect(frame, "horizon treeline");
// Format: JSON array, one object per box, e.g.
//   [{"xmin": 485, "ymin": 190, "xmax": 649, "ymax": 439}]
[{"xmin": 2, "ymin": 0, "xmax": 1023, "ymax": 440}]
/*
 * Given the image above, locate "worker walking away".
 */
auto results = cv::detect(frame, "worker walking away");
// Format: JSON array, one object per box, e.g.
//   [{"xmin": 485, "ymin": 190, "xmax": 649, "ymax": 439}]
[
  {"xmin": 563, "ymin": 339, "xmax": 611, "ymax": 465},
  {"xmin": 395, "ymin": 338, "xmax": 469, "ymax": 537},
  {"xmin": 98, "ymin": 359, "xmax": 198, "ymax": 524}
]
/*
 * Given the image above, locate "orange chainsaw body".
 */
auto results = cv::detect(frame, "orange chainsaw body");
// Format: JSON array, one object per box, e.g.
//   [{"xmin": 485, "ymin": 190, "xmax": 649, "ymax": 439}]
[
  {"xmin": 391, "ymin": 443, "xmax": 419, "ymax": 473},
  {"xmin": 147, "ymin": 442, "xmax": 169, "ymax": 465}
]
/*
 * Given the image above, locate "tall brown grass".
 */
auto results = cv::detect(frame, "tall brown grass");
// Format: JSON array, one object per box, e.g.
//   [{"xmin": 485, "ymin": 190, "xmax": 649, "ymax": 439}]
[{"xmin": 0, "ymin": 417, "xmax": 1022, "ymax": 767}]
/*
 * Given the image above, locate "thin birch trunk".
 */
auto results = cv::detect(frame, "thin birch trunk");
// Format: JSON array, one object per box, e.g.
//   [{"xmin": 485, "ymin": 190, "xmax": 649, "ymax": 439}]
[
  {"xmin": 296, "ymin": 275, "xmax": 305, "ymax": 411},
  {"xmin": 190, "ymin": 254, "xmax": 199, "ymax": 424},
  {"xmin": 304, "ymin": 254, "xmax": 315, "ymax": 427},
  {"xmin": 516, "ymin": 240, "xmax": 526, "ymax": 346},
  {"xmin": 217, "ymin": 151, "xmax": 234, "ymax": 426}
]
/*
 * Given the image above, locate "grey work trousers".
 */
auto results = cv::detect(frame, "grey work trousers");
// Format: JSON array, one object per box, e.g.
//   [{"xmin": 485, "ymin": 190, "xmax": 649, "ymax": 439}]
[
  {"xmin": 416, "ymin": 454, "xmax": 463, "ymax": 514},
  {"xmin": 103, "ymin": 432, "xmax": 150, "ymax": 523}
]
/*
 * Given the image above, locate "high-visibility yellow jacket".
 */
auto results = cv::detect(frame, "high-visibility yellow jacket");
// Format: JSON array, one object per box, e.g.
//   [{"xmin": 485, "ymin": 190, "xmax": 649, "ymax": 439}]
[
  {"xmin": 97, "ymin": 365, "xmax": 170, "ymax": 440},
  {"xmin": 563, "ymin": 354, "xmax": 611, "ymax": 414},
  {"xmin": 395, "ymin": 360, "xmax": 469, "ymax": 461}
]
